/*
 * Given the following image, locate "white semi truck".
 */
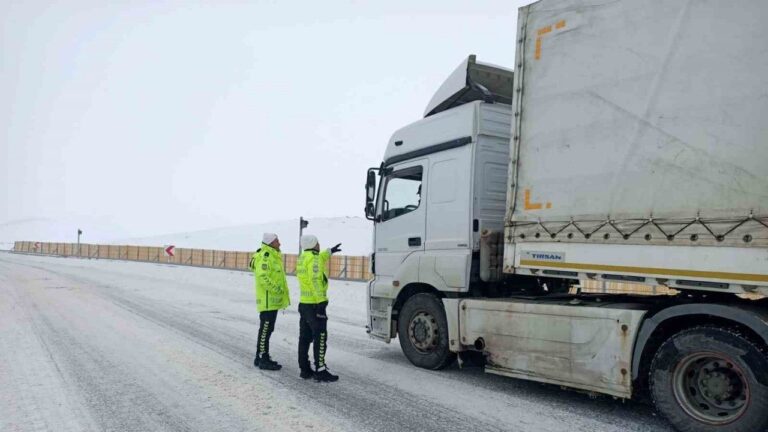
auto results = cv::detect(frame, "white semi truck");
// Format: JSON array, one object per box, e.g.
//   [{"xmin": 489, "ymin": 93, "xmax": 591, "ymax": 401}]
[{"xmin": 364, "ymin": 1, "xmax": 768, "ymax": 431}]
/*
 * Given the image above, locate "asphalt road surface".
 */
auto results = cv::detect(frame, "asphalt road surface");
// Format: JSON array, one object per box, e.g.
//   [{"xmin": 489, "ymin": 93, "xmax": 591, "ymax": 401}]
[{"xmin": 0, "ymin": 252, "xmax": 673, "ymax": 432}]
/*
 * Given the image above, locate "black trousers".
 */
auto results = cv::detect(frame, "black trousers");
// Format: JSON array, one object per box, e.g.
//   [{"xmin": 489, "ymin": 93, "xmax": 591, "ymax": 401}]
[
  {"xmin": 298, "ymin": 302, "xmax": 328, "ymax": 371},
  {"xmin": 257, "ymin": 310, "xmax": 278, "ymax": 357}
]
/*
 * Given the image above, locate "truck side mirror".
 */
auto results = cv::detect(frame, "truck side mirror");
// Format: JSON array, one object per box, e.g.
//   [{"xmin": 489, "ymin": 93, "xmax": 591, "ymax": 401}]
[
  {"xmin": 366, "ymin": 170, "xmax": 376, "ymax": 203},
  {"xmin": 365, "ymin": 167, "xmax": 380, "ymax": 221}
]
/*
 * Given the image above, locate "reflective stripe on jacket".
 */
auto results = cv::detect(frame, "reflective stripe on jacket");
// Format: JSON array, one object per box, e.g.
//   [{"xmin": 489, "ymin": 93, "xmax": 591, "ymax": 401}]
[
  {"xmin": 297, "ymin": 249, "xmax": 330, "ymax": 304},
  {"xmin": 250, "ymin": 243, "xmax": 290, "ymax": 312}
]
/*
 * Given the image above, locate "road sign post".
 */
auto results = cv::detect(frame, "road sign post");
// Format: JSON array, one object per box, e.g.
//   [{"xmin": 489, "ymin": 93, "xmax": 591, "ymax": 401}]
[{"xmin": 299, "ymin": 217, "xmax": 309, "ymax": 256}]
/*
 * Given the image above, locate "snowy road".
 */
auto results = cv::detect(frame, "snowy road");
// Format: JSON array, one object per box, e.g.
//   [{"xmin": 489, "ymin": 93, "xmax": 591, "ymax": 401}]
[{"xmin": 0, "ymin": 252, "xmax": 673, "ymax": 432}]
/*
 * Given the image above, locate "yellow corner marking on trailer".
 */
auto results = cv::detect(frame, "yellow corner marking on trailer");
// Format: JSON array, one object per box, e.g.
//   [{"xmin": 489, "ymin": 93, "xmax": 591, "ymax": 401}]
[
  {"xmin": 534, "ymin": 38, "xmax": 543, "ymax": 60},
  {"xmin": 519, "ymin": 260, "xmax": 768, "ymax": 283},
  {"xmin": 524, "ymin": 189, "xmax": 542, "ymax": 210},
  {"xmin": 524, "ymin": 189, "xmax": 551, "ymax": 210},
  {"xmin": 537, "ymin": 25, "xmax": 552, "ymax": 36},
  {"xmin": 535, "ymin": 20, "xmax": 566, "ymax": 60}
]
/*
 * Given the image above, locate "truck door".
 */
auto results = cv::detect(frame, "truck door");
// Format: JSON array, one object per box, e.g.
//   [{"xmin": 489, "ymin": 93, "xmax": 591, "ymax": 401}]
[{"xmin": 374, "ymin": 160, "xmax": 427, "ymax": 290}]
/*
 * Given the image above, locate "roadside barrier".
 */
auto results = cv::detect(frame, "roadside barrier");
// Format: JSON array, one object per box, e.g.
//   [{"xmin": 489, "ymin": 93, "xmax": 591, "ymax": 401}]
[{"xmin": 11, "ymin": 241, "xmax": 372, "ymax": 281}]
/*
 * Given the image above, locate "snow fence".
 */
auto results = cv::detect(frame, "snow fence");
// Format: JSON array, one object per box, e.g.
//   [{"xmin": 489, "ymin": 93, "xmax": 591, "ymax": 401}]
[{"xmin": 11, "ymin": 241, "xmax": 372, "ymax": 281}]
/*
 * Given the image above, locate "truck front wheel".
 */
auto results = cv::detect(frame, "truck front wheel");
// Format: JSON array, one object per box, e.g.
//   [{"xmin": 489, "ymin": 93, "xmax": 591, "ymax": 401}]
[
  {"xmin": 397, "ymin": 293, "xmax": 456, "ymax": 370},
  {"xmin": 650, "ymin": 326, "xmax": 768, "ymax": 432}
]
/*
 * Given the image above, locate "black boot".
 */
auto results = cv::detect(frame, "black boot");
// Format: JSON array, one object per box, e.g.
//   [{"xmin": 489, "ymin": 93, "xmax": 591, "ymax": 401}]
[
  {"xmin": 258, "ymin": 354, "xmax": 282, "ymax": 371},
  {"xmin": 313, "ymin": 367, "xmax": 339, "ymax": 382},
  {"xmin": 253, "ymin": 356, "xmax": 260, "ymax": 368},
  {"xmin": 300, "ymin": 368, "xmax": 314, "ymax": 379}
]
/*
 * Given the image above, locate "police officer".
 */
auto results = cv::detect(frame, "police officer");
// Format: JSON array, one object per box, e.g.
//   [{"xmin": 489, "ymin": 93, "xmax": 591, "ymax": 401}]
[
  {"xmin": 297, "ymin": 234, "xmax": 341, "ymax": 382},
  {"xmin": 249, "ymin": 232, "xmax": 290, "ymax": 370}
]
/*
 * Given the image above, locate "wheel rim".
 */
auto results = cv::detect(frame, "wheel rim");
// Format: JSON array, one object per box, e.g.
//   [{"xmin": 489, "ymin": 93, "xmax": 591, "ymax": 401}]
[
  {"xmin": 672, "ymin": 352, "xmax": 750, "ymax": 425},
  {"xmin": 407, "ymin": 311, "xmax": 439, "ymax": 353}
]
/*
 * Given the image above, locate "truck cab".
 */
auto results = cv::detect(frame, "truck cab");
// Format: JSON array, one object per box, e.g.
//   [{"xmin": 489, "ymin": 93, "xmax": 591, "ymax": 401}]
[{"xmin": 365, "ymin": 55, "xmax": 514, "ymax": 342}]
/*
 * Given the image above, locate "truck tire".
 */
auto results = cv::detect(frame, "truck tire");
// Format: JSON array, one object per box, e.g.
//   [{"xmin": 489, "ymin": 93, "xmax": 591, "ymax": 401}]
[
  {"xmin": 649, "ymin": 326, "xmax": 768, "ymax": 432},
  {"xmin": 397, "ymin": 293, "xmax": 456, "ymax": 370}
]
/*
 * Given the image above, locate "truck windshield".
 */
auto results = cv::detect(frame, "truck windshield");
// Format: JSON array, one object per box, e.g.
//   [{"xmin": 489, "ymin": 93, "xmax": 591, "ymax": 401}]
[{"xmin": 381, "ymin": 166, "xmax": 423, "ymax": 222}]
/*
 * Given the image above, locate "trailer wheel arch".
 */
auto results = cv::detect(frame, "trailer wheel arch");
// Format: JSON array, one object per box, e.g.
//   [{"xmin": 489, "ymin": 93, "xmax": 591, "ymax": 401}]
[{"xmin": 632, "ymin": 303, "xmax": 768, "ymax": 394}]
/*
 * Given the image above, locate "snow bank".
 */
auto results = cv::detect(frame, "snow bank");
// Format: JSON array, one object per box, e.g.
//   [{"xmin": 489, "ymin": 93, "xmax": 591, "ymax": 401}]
[
  {"xmin": 1, "ymin": 216, "xmax": 373, "ymax": 255},
  {"xmin": 116, "ymin": 216, "xmax": 372, "ymax": 255},
  {"xmin": 0, "ymin": 217, "xmax": 129, "ymax": 250}
]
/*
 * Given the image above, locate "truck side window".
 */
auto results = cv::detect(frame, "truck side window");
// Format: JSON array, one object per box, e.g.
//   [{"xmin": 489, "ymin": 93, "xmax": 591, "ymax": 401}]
[{"xmin": 381, "ymin": 166, "xmax": 423, "ymax": 222}]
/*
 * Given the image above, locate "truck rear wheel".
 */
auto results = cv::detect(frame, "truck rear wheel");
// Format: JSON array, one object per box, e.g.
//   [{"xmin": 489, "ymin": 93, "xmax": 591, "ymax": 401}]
[
  {"xmin": 650, "ymin": 326, "xmax": 768, "ymax": 432},
  {"xmin": 397, "ymin": 293, "xmax": 455, "ymax": 370}
]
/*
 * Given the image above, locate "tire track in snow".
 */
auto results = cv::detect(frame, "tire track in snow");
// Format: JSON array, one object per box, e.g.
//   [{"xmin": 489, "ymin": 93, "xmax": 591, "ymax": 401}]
[
  {"xmin": 99, "ymin": 290, "xmax": 506, "ymax": 432},
  {"xmin": 8, "ymin": 258, "xmax": 486, "ymax": 432},
  {"xmin": 11, "ymin": 280, "xmax": 196, "ymax": 432}
]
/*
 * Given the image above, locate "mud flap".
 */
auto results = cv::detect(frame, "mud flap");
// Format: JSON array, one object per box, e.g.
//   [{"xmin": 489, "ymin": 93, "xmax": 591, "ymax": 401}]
[{"xmin": 442, "ymin": 298, "xmax": 461, "ymax": 353}]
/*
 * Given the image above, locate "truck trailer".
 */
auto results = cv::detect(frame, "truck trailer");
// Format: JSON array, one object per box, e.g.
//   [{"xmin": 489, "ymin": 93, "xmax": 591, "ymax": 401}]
[{"xmin": 364, "ymin": 1, "xmax": 768, "ymax": 431}]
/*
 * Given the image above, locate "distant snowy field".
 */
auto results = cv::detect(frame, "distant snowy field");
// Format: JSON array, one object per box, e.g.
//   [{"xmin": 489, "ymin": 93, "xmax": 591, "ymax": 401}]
[
  {"xmin": 1, "ymin": 217, "xmax": 372, "ymax": 255},
  {"xmin": 0, "ymin": 217, "xmax": 130, "ymax": 251},
  {"xmin": 118, "ymin": 217, "xmax": 372, "ymax": 255}
]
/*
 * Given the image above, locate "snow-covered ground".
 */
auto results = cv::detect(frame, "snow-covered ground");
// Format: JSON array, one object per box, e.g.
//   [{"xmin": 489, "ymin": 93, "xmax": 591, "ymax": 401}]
[
  {"xmin": 0, "ymin": 252, "xmax": 671, "ymax": 432},
  {"xmin": 117, "ymin": 216, "xmax": 372, "ymax": 255}
]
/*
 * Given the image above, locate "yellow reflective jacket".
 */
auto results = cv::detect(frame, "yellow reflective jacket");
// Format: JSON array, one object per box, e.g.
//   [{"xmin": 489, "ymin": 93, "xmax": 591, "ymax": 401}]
[
  {"xmin": 249, "ymin": 244, "xmax": 290, "ymax": 312},
  {"xmin": 297, "ymin": 249, "xmax": 330, "ymax": 304}
]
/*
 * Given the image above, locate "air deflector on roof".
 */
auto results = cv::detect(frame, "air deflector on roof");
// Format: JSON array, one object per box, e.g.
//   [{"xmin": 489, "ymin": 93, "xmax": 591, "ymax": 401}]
[{"xmin": 423, "ymin": 54, "xmax": 514, "ymax": 118}]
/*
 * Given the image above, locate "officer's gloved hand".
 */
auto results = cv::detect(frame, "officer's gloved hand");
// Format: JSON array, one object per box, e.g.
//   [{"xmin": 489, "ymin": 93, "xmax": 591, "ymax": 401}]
[
  {"xmin": 316, "ymin": 302, "xmax": 328, "ymax": 319},
  {"xmin": 330, "ymin": 243, "xmax": 342, "ymax": 254}
]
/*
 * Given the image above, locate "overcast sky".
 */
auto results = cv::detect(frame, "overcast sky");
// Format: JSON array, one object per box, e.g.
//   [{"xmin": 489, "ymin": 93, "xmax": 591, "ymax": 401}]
[{"xmin": 1, "ymin": 0, "xmax": 526, "ymax": 238}]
